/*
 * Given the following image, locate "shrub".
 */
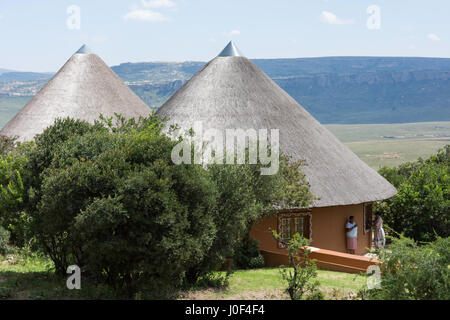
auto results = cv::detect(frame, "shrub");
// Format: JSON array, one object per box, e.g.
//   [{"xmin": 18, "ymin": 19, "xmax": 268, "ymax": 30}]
[
  {"xmin": 20, "ymin": 115, "xmax": 218, "ymax": 296},
  {"xmin": 0, "ymin": 226, "xmax": 12, "ymax": 255},
  {"xmin": 0, "ymin": 135, "xmax": 16, "ymax": 156},
  {"xmin": 233, "ymin": 236, "xmax": 263, "ymax": 269},
  {"xmin": 363, "ymin": 235, "xmax": 450, "ymax": 300},
  {"xmin": 0, "ymin": 287, "xmax": 12, "ymax": 299},
  {"xmin": 185, "ymin": 155, "xmax": 315, "ymax": 282},
  {"xmin": 375, "ymin": 145, "xmax": 449, "ymax": 242},
  {"xmin": 0, "ymin": 114, "xmax": 314, "ymax": 296},
  {"xmin": 273, "ymin": 232, "xmax": 323, "ymax": 300},
  {"xmin": 248, "ymin": 254, "xmax": 265, "ymax": 269}
]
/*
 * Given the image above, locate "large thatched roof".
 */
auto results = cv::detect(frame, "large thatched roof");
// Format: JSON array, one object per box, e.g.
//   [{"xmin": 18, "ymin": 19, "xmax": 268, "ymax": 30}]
[
  {"xmin": 1, "ymin": 45, "xmax": 151, "ymax": 141},
  {"xmin": 157, "ymin": 42, "xmax": 397, "ymax": 208}
]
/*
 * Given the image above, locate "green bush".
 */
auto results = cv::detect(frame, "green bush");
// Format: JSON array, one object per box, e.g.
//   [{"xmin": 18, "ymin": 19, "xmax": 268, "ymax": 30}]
[
  {"xmin": 273, "ymin": 232, "xmax": 323, "ymax": 300},
  {"xmin": 0, "ymin": 144, "xmax": 31, "ymax": 247},
  {"xmin": 20, "ymin": 115, "xmax": 218, "ymax": 296},
  {"xmin": 0, "ymin": 114, "xmax": 314, "ymax": 296},
  {"xmin": 0, "ymin": 226, "xmax": 12, "ymax": 255},
  {"xmin": 0, "ymin": 287, "xmax": 12, "ymax": 299},
  {"xmin": 248, "ymin": 254, "xmax": 265, "ymax": 269},
  {"xmin": 185, "ymin": 155, "xmax": 315, "ymax": 282},
  {"xmin": 363, "ymin": 236, "xmax": 450, "ymax": 300},
  {"xmin": 233, "ymin": 236, "xmax": 263, "ymax": 269},
  {"xmin": 375, "ymin": 145, "xmax": 449, "ymax": 242}
]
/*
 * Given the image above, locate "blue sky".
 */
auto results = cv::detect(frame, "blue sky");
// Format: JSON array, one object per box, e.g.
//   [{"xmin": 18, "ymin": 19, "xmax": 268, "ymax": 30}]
[{"xmin": 0, "ymin": 0, "xmax": 448, "ymax": 72}]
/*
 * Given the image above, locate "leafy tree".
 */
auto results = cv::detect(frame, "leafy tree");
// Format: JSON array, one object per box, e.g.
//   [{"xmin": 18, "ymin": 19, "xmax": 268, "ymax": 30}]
[
  {"xmin": 17, "ymin": 116, "xmax": 217, "ymax": 294},
  {"xmin": 362, "ymin": 235, "xmax": 450, "ymax": 300},
  {"xmin": 0, "ymin": 140, "xmax": 34, "ymax": 247},
  {"xmin": 375, "ymin": 145, "xmax": 449, "ymax": 242},
  {"xmin": 0, "ymin": 135, "xmax": 16, "ymax": 155},
  {"xmin": 0, "ymin": 114, "xmax": 314, "ymax": 296},
  {"xmin": 185, "ymin": 154, "xmax": 315, "ymax": 283},
  {"xmin": 0, "ymin": 226, "xmax": 12, "ymax": 255}
]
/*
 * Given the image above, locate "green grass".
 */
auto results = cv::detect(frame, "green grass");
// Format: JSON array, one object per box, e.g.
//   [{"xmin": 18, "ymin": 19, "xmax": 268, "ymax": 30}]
[
  {"xmin": 326, "ymin": 122, "xmax": 450, "ymax": 169},
  {"xmin": 0, "ymin": 96, "xmax": 32, "ymax": 128},
  {"xmin": 0, "ymin": 254, "xmax": 366, "ymax": 300},
  {"xmin": 180, "ymin": 268, "xmax": 366, "ymax": 300},
  {"xmin": 325, "ymin": 122, "xmax": 450, "ymax": 143},
  {"xmin": 0, "ymin": 253, "xmax": 116, "ymax": 300},
  {"xmin": 344, "ymin": 139, "xmax": 449, "ymax": 170}
]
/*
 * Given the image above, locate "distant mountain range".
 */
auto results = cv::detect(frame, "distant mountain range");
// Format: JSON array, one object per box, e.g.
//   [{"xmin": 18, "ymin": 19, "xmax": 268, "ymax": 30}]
[
  {"xmin": 0, "ymin": 68, "xmax": 16, "ymax": 75},
  {"xmin": 1, "ymin": 57, "xmax": 450, "ymax": 124},
  {"xmin": 0, "ymin": 71, "xmax": 53, "ymax": 82}
]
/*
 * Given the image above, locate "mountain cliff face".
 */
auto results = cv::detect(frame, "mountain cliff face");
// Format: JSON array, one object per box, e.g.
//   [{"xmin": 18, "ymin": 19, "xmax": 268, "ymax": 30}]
[
  {"xmin": 120, "ymin": 58, "xmax": 450, "ymax": 123},
  {"xmin": 2, "ymin": 57, "xmax": 449, "ymax": 124},
  {"xmin": 272, "ymin": 69, "xmax": 450, "ymax": 123}
]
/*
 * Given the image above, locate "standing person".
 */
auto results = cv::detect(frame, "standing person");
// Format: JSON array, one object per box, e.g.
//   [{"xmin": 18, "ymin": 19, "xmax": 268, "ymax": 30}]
[
  {"xmin": 373, "ymin": 212, "xmax": 386, "ymax": 249},
  {"xmin": 345, "ymin": 216, "xmax": 358, "ymax": 254}
]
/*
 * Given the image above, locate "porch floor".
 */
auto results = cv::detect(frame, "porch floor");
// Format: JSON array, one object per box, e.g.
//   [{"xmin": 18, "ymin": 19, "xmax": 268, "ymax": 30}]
[{"xmin": 261, "ymin": 247, "xmax": 379, "ymax": 274}]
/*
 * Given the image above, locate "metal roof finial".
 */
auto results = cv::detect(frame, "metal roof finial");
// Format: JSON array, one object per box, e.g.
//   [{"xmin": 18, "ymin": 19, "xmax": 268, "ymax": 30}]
[{"xmin": 217, "ymin": 41, "xmax": 243, "ymax": 57}]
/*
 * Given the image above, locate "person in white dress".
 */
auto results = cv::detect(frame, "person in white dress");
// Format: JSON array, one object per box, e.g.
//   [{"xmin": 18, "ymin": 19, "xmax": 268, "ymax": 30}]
[
  {"xmin": 373, "ymin": 212, "xmax": 385, "ymax": 249},
  {"xmin": 345, "ymin": 216, "xmax": 358, "ymax": 254}
]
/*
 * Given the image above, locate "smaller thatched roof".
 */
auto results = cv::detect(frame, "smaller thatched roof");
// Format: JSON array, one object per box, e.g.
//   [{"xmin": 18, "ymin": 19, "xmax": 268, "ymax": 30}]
[{"xmin": 0, "ymin": 45, "xmax": 151, "ymax": 141}]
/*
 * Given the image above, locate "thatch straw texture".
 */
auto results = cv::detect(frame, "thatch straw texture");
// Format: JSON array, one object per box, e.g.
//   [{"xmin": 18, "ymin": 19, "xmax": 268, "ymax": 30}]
[
  {"xmin": 157, "ymin": 52, "xmax": 397, "ymax": 208},
  {"xmin": 1, "ymin": 49, "xmax": 151, "ymax": 141}
]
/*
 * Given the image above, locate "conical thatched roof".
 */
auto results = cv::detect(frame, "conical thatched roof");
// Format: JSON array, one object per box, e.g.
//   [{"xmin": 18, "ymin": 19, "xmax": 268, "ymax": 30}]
[
  {"xmin": 157, "ymin": 42, "xmax": 397, "ymax": 208},
  {"xmin": 1, "ymin": 45, "xmax": 151, "ymax": 141}
]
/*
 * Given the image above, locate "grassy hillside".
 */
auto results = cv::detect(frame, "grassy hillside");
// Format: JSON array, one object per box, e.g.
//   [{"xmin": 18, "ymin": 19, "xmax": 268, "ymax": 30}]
[
  {"xmin": 326, "ymin": 122, "xmax": 450, "ymax": 169},
  {"xmin": 0, "ymin": 96, "xmax": 32, "ymax": 128}
]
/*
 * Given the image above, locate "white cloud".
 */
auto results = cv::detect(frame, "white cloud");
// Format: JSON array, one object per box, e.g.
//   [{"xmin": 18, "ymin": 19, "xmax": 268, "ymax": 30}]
[
  {"xmin": 141, "ymin": 0, "xmax": 176, "ymax": 8},
  {"xmin": 208, "ymin": 37, "xmax": 217, "ymax": 43},
  {"xmin": 223, "ymin": 30, "xmax": 241, "ymax": 37},
  {"xmin": 124, "ymin": 9, "xmax": 168, "ymax": 22},
  {"xmin": 320, "ymin": 11, "xmax": 355, "ymax": 25},
  {"xmin": 427, "ymin": 33, "xmax": 440, "ymax": 41}
]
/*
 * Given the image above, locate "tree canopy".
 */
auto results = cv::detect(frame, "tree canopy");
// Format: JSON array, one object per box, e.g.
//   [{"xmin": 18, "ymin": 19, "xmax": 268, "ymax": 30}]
[{"xmin": 0, "ymin": 114, "xmax": 315, "ymax": 296}]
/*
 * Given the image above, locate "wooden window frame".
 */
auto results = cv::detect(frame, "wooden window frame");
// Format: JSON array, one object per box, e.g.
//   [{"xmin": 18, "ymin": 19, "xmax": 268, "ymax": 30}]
[
  {"xmin": 277, "ymin": 211, "xmax": 312, "ymax": 248},
  {"xmin": 363, "ymin": 203, "xmax": 373, "ymax": 234}
]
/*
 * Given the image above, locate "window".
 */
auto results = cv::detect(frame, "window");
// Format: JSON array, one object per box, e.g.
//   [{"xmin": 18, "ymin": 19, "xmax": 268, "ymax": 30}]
[
  {"xmin": 294, "ymin": 217, "xmax": 304, "ymax": 236},
  {"xmin": 280, "ymin": 218, "xmax": 291, "ymax": 242},
  {"xmin": 277, "ymin": 212, "xmax": 311, "ymax": 248},
  {"xmin": 364, "ymin": 203, "xmax": 373, "ymax": 234}
]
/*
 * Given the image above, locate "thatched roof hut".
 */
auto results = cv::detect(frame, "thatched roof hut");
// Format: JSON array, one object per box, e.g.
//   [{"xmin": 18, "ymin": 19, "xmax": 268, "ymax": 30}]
[
  {"xmin": 1, "ymin": 45, "xmax": 151, "ymax": 141},
  {"xmin": 157, "ymin": 42, "xmax": 397, "ymax": 208}
]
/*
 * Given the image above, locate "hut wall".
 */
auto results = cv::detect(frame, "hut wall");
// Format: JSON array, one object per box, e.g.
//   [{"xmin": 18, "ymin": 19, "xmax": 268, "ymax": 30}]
[
  {"xmin": 310, "ymin": 204, "xmax": 370, "ymax": 255},
  {"xmin": 249, "ymin": 204, "xmax": 371, "ymax": 256}
]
